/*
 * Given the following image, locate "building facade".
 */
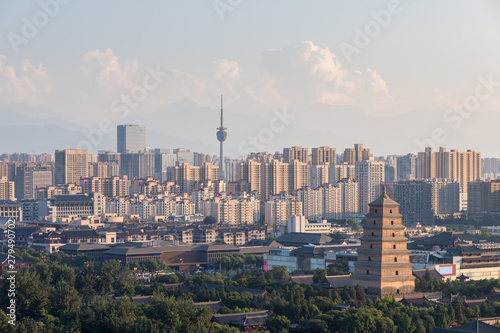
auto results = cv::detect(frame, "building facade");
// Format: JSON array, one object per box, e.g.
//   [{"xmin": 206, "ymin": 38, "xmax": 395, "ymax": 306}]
[{"xmin": 352, "ymin": 188, "xmax": 415, "ymax": 296}]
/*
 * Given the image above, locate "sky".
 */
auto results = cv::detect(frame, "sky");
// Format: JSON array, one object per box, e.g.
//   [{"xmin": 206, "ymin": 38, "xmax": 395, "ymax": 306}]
[{"xmin": 1, "ymin": 0, "xmax": 500, "ymax": 157}]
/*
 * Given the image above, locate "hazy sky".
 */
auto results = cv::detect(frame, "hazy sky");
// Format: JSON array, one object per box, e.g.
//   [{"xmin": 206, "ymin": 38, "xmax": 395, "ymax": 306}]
[{"xmin": 1, "ymin": 1, "xmax": 500, "ymax": 157}]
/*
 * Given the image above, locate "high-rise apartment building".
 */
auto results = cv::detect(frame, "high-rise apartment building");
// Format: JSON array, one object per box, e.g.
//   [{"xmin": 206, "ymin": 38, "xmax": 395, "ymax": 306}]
[
  {"xmin": 260, "ymin": 159, "xmax": 310, "ymax": 200},
  {"xmin": 54, "ymin": 149, "xmax": 89, "ymax": 185},
  {"xmin": 338, "ymin": 179, "xmax": 359, "ymax": 218},
  {"xmin": 343, "ymin": 144, "xmax": 370, "ymax": 165},
  {"xmin": 169, "ymin": 162, "xmax": 219, "ymax": 194},
  {"xmin": 331, "ymin": 163, "xmax": 355, "ymax": 182},
  {"xmin": 482, "ymin": 158, "xmax": 500, "ymax": 179},
  {"xmin": 239, "ymin": 159, "xmax": 261, "ymax": 194},
  {"xmin": 385, "ymin": 181, "xmax": 433, "ymax": 225},
  {"xmin": 311, "ymin": 165, "xmax": 329, "ymax": 188},
  {"xmin": 80, "ymin": 176, "xmax": 131, "ymax": 198},
  {"xmin": 416, "ymin": 147, "xmax": 481, "ymax": 192},
  {"xmin": 283, "ymin": 146, "xmax": 308, "ymax": 163},
  {"xmin": 468, "ymin": 180, "xmax": 500, "ymax": 221},
  {"xmin": 343, "ymin": 148, "xmax": 355, "ymax": 165},
  {"xmin": 0, "ymin": 177, "xmax": 15, "ymax": 201},
  {"xmin": 117, "ymin": 125, "xmax": 146, "ymax": 153},
  {"xmin": 264, "ymin": 199, "xmax": 302, "ymax": 225},
  {"xmin": 355, "ymin": 158, "xmax": 385, "ymax": 213},
  {"xmin": 312, "ymin": 146, "xmax": 336, "ymax": 165},
  {"xmin": 385, "ymin": 179, "xmax": 461, "ymax": 225}
]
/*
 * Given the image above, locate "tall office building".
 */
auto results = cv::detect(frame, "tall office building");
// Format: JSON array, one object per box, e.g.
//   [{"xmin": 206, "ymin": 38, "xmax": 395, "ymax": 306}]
[
  {"xmin": 15, "ymin": 163, "xmax": 53, "ymax": 200},
  {"xmin": 54, "ymin": 149, "xmax": 89, "ymax": 185},
  {"xmin": 384, "ymin": 156, "xmax": 397, "ymax": 182},
  {"xmin": 352, "ymin": 188, "xmax": 415, "ymax": 296},
  {"xmin": 355, "ymin": 158, "xmax": 385, "ymax": 214},
  {"xmin": 98, "ymin": 150, "xmax": 121, "ymax": 165},
  {"xmin": 312, "ymin": 146, "xmax": 336, "ymax": 165},
  {"xmin": 132, "ymin": 151, "xmax": 155, "ymax": 179},
  {"xmin": 153, "ymin": 149, "xmax": 177, "ymax": 182},
  {"xmin": 117, "ymin": 125, "xmax": 146, "ymax": 153},
  {"xmin": 396, "ymin": 154, "xmax": 417, "ymax": 180},
  {"xmin": 283, "ymin": 146, "xmax": 308, "ymax": 163}
]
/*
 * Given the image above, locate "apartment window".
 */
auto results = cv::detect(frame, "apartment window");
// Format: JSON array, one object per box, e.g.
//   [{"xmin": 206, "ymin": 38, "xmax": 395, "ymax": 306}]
[
  {"xmin": 394, "ymin": 257, "xmax": 397, "ymax": 262},
  {"xmin": 375, "ymin": 209, "xmax": 378, "ymax": 213},
  {"xmin": 393, "ymin": 244, "xmax": 396, "ymax": 249},
  {"xmin": 391, "ymin": 221, "xmax": 394, "ymax": 225},
  {"xmin": 371, "ymin": 232, "xmax": 374, "ymax": 236},
  {"xmin": 390, "ymin": 210, "xmax": 393, "ymax": 213},
  {"xmin": 392, "ymin": 233, "xmax": 395, "ymax": 237},
  {"xmin": 395, "ymin": 271, "xmax": 399, "ymax": 276},
  {"xmin": 368, "ymin": 257, "xmax": 371, "ymax": 261},
  {"xmin": 370, "ymin": 244, "xmax": 373, "ymax": 249},
  {"xmin": 367, "ymin": 270, "xmax": 369, "ymax": 275},
  {"xmin": 373, "ymin": 220, "xmax": 376, "ymax": 225}
]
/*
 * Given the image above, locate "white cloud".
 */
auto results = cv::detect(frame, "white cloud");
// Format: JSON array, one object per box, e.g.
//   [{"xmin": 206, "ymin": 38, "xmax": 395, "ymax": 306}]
[
  {"xmin": 80, "ymin": 48, "xmax": 138, "ymax": 98},
  {"xmin": 0, "ymin": 55, "xmax": 51, "ymax": 106},
  {"xmin": 432, "ymin": 88, "xmax": 453, "ymax": 109},
  {"xmin": 213, "ymin": 59, "xmax": 239, "ymax": 90},
  {"xmin": 259, "ymin": 41, "xmax": 395, "ymax": 112}
]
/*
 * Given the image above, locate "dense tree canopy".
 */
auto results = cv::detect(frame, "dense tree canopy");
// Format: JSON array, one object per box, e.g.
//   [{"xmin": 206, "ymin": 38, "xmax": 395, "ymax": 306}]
[{"xmin": 2, "ymin": 248, "xmax": 500, "ymax": 332}]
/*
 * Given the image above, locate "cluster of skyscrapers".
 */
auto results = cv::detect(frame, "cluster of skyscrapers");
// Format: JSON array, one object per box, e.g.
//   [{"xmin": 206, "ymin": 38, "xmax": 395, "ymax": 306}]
[{"xmin": 1, "ymin": 119, "xmax": 499, "ymax": 226}]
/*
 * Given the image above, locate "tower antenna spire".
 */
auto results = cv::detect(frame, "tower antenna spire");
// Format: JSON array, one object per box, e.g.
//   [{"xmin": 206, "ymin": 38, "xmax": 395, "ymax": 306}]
[
  {"xmin": 216, "ymin": 95, "xmax": 228, "ymax": 185},
  {"xmin": 220, "ymin": 94, "xmax": 223, "ymax": 127}
]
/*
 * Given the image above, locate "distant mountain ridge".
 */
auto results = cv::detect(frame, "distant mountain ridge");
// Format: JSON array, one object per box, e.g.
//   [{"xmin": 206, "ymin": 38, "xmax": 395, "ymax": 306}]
[{"xmin": 0, "ymin": 101, "xmax": 498, "ymax": 157}]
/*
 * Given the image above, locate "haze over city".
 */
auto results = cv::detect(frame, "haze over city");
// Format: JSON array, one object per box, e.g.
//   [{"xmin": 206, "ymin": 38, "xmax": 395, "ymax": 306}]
[
  {"xmin": 1, "ymin": 1, "xmax": 500, "ymax": 156},
  {"xmin": 5, "ymin": 2, "xmax": 500, "ymax": 332}
]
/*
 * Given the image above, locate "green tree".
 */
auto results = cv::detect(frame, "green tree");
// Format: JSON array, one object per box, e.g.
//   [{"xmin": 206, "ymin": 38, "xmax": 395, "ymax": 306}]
[
  {"xmin": 50, "ymin": 281, "xmax": 81, "ymax": 315},
  {"xmin": 327, "ymin": 259, "xmax": 350, "ymax": 275},
  {"xmin": 267, "ymin": 266, "xmax": 290, "ymax": 281},
  {"xmin": 204, "ymin": 216, "xmax": 217, "ymax": 224},
  {"xmin": 266, "ymin": 315, "xmax": 290, "ymax": 332},
  {"xmin": 346, "ymin": 219, "xmax": 361, "ymax": 231},
  {"xmin": 15, "ymin": 270, "xmax": 50, "ymax": 319},
  {"xmin": 0, "ymin": 310, "xmax": 15, "ymax": 333},
  {"xmin": 312, "ymin": 268, "xmax": 326, "ymax": 283}
]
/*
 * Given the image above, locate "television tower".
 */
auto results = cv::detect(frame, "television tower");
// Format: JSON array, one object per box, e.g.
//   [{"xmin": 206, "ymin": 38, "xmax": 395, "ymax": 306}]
[{"xmin": 216, "ymin": 95, "xmax": 227, "ymax": 182}]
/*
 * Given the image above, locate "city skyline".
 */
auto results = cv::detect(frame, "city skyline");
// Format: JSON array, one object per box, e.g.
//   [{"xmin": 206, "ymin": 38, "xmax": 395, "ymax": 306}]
[{"xmin": 1, "ymin": 2, "xmax": 500, "ymax": 157}]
